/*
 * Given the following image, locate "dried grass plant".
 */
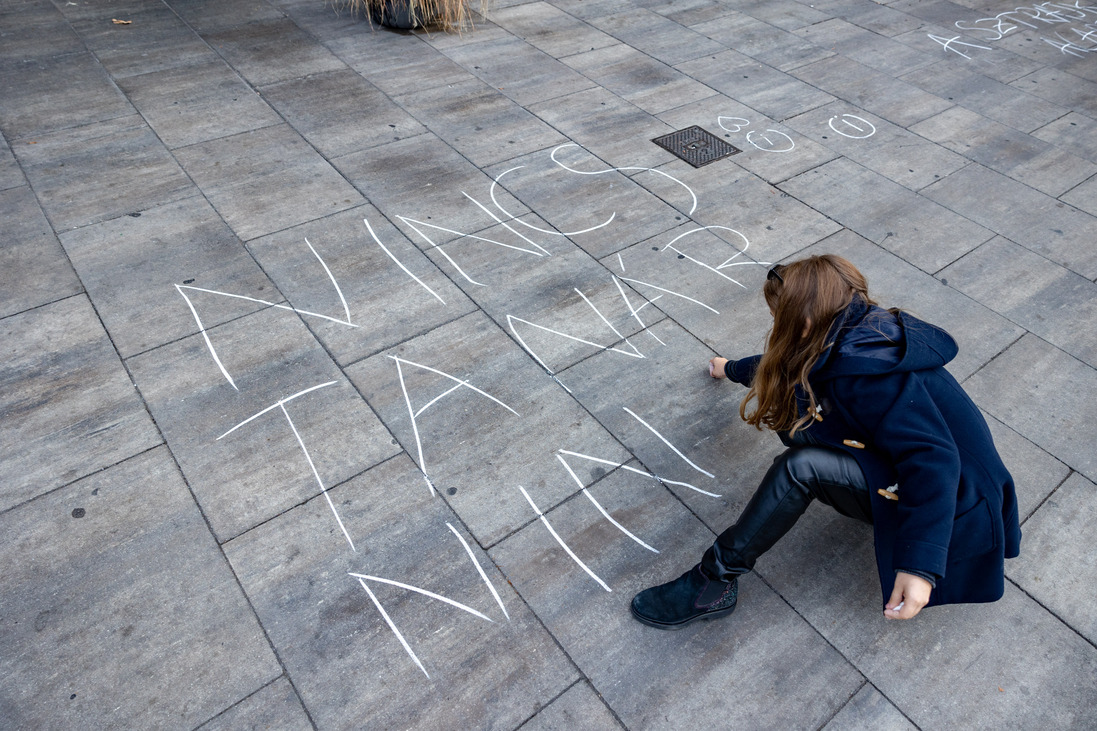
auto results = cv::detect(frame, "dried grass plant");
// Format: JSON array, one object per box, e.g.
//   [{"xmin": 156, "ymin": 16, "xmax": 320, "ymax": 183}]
[{"xmin": 336, "ymin": 0, "xmax": 484, "ymax": 32}]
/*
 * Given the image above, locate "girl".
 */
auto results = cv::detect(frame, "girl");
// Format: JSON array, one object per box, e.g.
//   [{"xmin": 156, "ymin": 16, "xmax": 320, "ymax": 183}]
[{"xmin": 631, "ymin": 254, "xmax": 1021, "ymax": 629}]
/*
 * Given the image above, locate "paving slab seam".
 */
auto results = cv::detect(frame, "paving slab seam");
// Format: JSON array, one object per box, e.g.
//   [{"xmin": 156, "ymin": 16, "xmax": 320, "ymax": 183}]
[
  {"xmin": 0, "ymin": 443, "xmax": 163, "ymax": 521},
  {"xmin": 215, "ymin": 450, "xmax": 405, "ymax": 546},
  {"xmin": 214, "ymin": 551, "xmax": 322, "ymax": 730},
  {"xmin": 188, "ymin": 673, "xmax": 313, "ymax": 731},
  {"xmin": 1005, "ymin": 575, "xmax": 1097, "ymax": 654}
]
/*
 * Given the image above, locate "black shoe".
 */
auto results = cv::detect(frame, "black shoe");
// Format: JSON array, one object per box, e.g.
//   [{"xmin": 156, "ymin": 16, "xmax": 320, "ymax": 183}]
[{"xmin": 630, "ymin": 564, "xmax": 738, "ymax": 630}]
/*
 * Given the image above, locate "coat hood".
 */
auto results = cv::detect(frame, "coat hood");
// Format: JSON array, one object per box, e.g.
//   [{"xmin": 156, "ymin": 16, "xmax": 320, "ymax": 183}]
[{"xmin": 814, "ymin": 295, "xmax": 958, "ymax": 380}]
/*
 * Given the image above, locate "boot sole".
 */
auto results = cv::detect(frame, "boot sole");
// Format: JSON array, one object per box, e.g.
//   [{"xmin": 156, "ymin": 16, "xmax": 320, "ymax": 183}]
[{"xmin": 629, "ymin": 603, "xmax": 737, "ymax": 630}]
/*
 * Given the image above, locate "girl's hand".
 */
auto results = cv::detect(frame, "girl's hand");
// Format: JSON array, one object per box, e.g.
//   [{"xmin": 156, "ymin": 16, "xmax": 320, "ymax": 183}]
[
  {"xmin": 708, "ymin": 357, "xmax": 729, "ymax": 379},
  {"xmin": 884, "ymin": 572, "xmax": 933, "ymax": 620}
]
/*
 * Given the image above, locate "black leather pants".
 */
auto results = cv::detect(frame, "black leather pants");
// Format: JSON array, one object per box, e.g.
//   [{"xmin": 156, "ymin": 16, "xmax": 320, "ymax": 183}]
[{"xmin": 701, "ymin": 431, "xmax": 872, "ymax": 581}]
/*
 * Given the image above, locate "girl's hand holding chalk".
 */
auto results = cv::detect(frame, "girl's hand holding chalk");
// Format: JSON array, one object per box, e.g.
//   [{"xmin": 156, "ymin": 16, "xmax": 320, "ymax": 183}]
[{"xmin": 708, "ymin": 357, "xmax": 729, "ymax": 379}]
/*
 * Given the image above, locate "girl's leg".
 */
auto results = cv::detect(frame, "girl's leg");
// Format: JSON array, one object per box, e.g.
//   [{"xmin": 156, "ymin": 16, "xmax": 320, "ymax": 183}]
[
  {"xmin": 702, "ymin": 444, "xmax": 871, "ymax": 581},
  {"xmin": 631, "ymin": 444, "xmax": 869, "ymax": 629}
]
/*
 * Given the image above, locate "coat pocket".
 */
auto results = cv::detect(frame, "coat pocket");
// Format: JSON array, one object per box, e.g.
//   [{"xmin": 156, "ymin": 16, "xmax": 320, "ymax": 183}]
[{"xmin": 947, "ymin": 497, "xmax": 997, "ymax": 562}]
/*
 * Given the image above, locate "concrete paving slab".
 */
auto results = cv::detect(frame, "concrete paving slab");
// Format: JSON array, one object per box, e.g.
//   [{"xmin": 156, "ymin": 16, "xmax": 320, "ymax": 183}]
[
  {"xmin": 334, "ymin": 133, "xmax": 532, "ymax": 241},
  {"xmin": 223, "ymin": 454, "xmax": 578, "ymax": 729},
  {"xmin": 829, "ymin": 0, "xmax": 927, "ymax": 37},
  {"xmin": 197, "ymin": 678, "xmax": 312, "ymax": 731},
  {"xmin": 691, "ymin": 11, "xmax": 835, "ymax": 72},
  {"xmin": 490, "ymin": 466, "xmax": 865, "ymax": 730},
  {"xmin": 753, "ymin": 501, "xmax": 1097, "ymax": 730},
  {"xmin": 790, "ymin": 55, "xmax": 952, "ymax": 128},
  {"xmin": 940, "ymin": 236, "xmax": 1097, "ymax": 369},
  {"xmin": 780, "ymin": 157, "xmax": 994, "ymax": 273},
  {"xmin": 0, "ymin": 185, "xmax": 82, "ymax": 319},
  {"xmin": 528, "ymin": 87, "xmax": 675, "ymax": 170},
  {"xmin": 65, "ymin": 3, "xmax": 220, "ymax": 79},
  {"xmin": 675, "ymin": 49, "xmax": 836, "ymax": 123},
  {"xmin": 586, "ymin": 7, "xmax": 726, "ymax": 65},
  {"xmin": 0, "ymin": 447, "xmax": 281, "ymax": 729},
  {"xmin": 1007, "ymin": 471, "xmax": 1097, "ymax": 646},
  {"xmin": 784, "ymin": 101, "xmax": 968, "ymax": 191},
  {"xmin": 599, "ymin": 231, "xmax": 778, "ymax": 356},
  {"xmin": 0, "ymin": 53, "xmax": 133, "ymax": 140},
  {"xmin": 725, "ymin": 0, "xmax": 830, "ymax": 31},
  {"xmin": 325, "ymin": 30, "xmax": 480, "ymax": 97},
  {"xmin": 245, "ymin": 204, "xmax": 477, "ymax": 366},
  {"xmin": 560, "ymin": 317, "xmax": 784, "ymax": 535},
  {"xmin": 258, "ymin": 68, "xmax": 428, "ymax": 159},
  {"xmin": 422, "ymin": 237, "xmax": 651, "ymax": 371},
  {"xmin": 921, "ymin": 162, "xmax": 1097, "ymax": 280},
  {"xmin": 482, "ymin": 146, "xmax": 685, "ymax": 259},
  {"xmin": 900, "ymin": 59, "xmax": 1070, "ymax": 133},
  {"xmin": 169, "ymin": 0, "xmax": 289, "ymax": 34},
  {"xmin": 562, "ymin": 44, "xmax": 714, "ymax": 115},
  {"xmin": 801, "ymin": 229, "xmax": 1024, "ymax": 382},
  {"xmin": 126, "ymin": 306, "xmax": 400, "ymax": 543},
  {"xmin": 116, "ymin": 61, "xmax": 283, "ymax": 150},
  {"xmin": 13, "ymin": 114, "xmax": 195, "ymax": 232},
  {"xmin": 965, "ymin": 334, "xmax": 1097, "ymax": 483},
  {"xmin": 394, "ymin": 78, "xmax": 567, "ymax": 167},
  {"xmin": 174, "ymin": 124, "xmax": 364, "ymax": 242},
  {"xmin": 821, "ymin": 684, "xmax": 916, "ymax": 731},
  {"xmin": 487, "ymin": 2, "xmax": 618, "ymax": 58},
  {"xmin": 1011, "ymin": 66, "xmax": 1097, "ymax": 118},
  {"xmin": 1032, "ymin": 111, "xmax": 1097, "ymax": 166},
  {"xmin": 345, "ymin": 311, "xmax": 632, "ymax": 546},
  {"xmin": 0, "ymin": 296, "xmax": 162, "ymax": 512},
  {"xmin": 909, "ymin": 105, "xmax": 1097, "ymax": 197},
  {"xmin": 658, "ymin": 94, "xmax": 839, "ymax": 185},
  {"xmin": 57, "ymin": 195, "xmax": 280, "ymax": 358},
  {"xmin": 203, "ymin": 18, "xmax": 347, "ymax": 87},
  {"xmin": 982, "ymin": 412, "xmax": 1071, "ymax": 524},
  {"xmin": 792, "ymin": 18, "xmax": 939, "ymax": 77},
  {"xmin": 0, "ymin": 136, "xmax": 20, "ymax": 191},
  {"xmin": 647, "ymin": 0, "xmax": 737, "ymax": 29},
  {"xmin": 522, "ymin": 682, "xmax": 623, "ymax": 730},
  {"xmin": 442, "ymin": 36, "xmax": 597, "ymax": 107},
  {"xmin": 0, "ymin": 3, "xmax": 83, "ymax": 63},
  {"xmin": 1061, "ymin": 172, "xmax": 1097, "ymax": 218}
]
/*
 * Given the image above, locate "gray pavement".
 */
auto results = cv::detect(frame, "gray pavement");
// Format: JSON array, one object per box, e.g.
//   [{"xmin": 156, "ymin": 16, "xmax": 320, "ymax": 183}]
[{"xmin": 2, "ymin": 0, "xmax": 1096, "ymax": 727}]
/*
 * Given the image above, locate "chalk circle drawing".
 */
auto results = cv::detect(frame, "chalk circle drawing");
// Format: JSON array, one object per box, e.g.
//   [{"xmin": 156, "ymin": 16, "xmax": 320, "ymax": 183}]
[
  {"xmin": 519, "ymin": 485, "xmax": 612, "ymax": 592},
  {"xmin": 746, "ymin": 130, "xmax": 795, "ymax": 153},
  {"xmin": 717, "ymin": 116, "xmax": 751, "ymax": 134},
  {"xmin": 389, "ymin": 355, "xmax": 519, "ymax": 495},
  {"xmin": 662, "ymin": 226, "xmax": 770, "ymax": 290},
  {"xmin": 217, "ymin": 381, "xmax": 357, "ymax": 552},
  {"xmin": 176, "ymin": 239, "xmax": 357, "ymax": 389},
  {"xmin": 489, "ymin": 144, "xmax": 699, "ymax": 240},
  {"xmin": 828, "ymin": 114, "xmax": 877, "ymax": 139}
]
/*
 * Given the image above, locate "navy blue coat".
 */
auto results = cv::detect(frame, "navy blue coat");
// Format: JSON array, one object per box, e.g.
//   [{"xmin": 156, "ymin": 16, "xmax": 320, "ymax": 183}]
[{"xmin": 726, "ymin": 297, "xmax": 1021, "ymax": 607}]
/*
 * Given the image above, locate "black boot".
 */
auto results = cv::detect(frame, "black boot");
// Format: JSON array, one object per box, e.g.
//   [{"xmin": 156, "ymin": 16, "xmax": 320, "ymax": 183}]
[{"xmin": 630, "ymin": 564, "xmax": 738, "ymax": 630}]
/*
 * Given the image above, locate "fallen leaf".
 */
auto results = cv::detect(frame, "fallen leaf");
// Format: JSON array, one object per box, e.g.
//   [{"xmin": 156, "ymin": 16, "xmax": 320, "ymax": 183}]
[
  {"xmin": 111, "ymin": 18, "xmax": 132, "ymax": 24},
  {"xmin": 998, "ymin": 687, "xmax": 1005, "ymax": 692}
]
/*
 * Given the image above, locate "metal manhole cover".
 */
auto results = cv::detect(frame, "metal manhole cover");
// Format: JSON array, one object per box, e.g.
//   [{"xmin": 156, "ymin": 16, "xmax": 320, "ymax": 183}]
[{"xmin": 651, "ymin": 126, "xmax": 741, "ymax": 168}]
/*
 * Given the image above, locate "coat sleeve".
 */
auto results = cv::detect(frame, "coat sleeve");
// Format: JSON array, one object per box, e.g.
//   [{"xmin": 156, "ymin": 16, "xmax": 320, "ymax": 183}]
[
  {"xmin": 839, "ymin": 371, "xmax": 961, "ymax": 578},
  {"xmin": 726, "ymin": 355, "xmax": 762, "ymax": 385}
]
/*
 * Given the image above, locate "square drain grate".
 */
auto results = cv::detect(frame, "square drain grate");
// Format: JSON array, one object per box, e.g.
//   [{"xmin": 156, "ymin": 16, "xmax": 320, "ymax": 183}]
[{"xmin": 651, "ymin": 126, "xmax": 741, "ymax": 168}]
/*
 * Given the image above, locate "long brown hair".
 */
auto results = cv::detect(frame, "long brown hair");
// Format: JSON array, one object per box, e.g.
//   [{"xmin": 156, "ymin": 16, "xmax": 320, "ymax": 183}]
[{"xmin": 741, "ymin": 254, "xmax": 875, "ymax": 434}]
